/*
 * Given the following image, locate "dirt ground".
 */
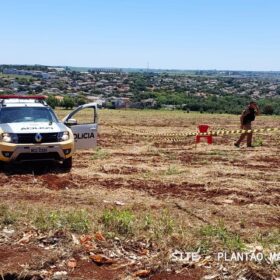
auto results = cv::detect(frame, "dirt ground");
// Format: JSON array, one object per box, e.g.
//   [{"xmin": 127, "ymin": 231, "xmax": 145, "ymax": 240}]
[{"xmin": 0, "ymin": 110, "xmax": 279, "ymax": 279}]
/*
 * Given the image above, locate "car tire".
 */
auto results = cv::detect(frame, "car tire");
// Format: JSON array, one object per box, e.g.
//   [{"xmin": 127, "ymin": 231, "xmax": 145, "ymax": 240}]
[{"xmin": 62, "ymin": 157, "xmax": 72, "ymax": 170}]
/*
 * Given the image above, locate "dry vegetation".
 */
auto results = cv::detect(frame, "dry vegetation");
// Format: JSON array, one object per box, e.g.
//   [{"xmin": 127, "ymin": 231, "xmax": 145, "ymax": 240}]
[{"xmin": 0, "ymin": 109, "xmax": 279, "ymax": 280}]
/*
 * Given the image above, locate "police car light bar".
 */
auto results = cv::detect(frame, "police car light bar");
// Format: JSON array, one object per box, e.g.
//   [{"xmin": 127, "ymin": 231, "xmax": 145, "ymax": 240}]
[{"xmin": 0, "ymin": 95, "xmax": 46, "ymax": 100}]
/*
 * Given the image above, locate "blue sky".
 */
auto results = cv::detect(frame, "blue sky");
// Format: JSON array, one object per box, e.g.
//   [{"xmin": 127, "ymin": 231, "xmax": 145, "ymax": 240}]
[{"xmin": 0, "ymin": 0, "xmax": 279, "ymax": 70}]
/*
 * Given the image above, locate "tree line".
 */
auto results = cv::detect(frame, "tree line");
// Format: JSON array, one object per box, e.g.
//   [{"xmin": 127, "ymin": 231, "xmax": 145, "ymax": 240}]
[
  {"xmin": 46, "ymin": 96, "xmax": 86, "ymax": 109},
  {"xmin": 46, "ymin": 92, "xmax": 279, "ymax": 115},
  {"xmin": 132, "ymin": 91, "xmax": 280, "ymax": 115}
]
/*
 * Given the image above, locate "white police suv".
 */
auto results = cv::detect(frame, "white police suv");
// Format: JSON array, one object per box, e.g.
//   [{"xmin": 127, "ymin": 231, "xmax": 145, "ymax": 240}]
[{"xmin": 0, "ymin": 96, "xmax": 98, "ymax": 169}]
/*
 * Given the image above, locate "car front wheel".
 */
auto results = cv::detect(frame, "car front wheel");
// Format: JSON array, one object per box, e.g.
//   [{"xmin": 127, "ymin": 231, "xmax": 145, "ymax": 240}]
[{"xmin": 62, "ymin": 157, "xmax": 72, "ymax": 169}]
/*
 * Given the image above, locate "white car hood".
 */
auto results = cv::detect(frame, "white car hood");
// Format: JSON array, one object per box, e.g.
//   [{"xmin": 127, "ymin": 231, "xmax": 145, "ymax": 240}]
[{"xmin": 0, "ymin": 122, "xmax": 66, "ymax": 134}]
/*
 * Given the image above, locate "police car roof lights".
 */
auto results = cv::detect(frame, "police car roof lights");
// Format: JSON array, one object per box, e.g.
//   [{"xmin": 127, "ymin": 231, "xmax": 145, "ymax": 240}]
[
  {"xmin": 0, "ymin": 95, "xmax": 48, "ymax": 107},
  {"xmin": 0, "ymin": 95, "xmax": 46, "ymax": 100}
]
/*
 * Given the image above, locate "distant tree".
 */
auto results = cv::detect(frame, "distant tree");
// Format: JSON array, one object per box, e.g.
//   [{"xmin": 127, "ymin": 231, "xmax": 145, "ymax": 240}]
[
  {"xmin": 46, "ymin": 95, "xmax": 59, "ymax": 109},
  {"xmin": 182, "ymin": 105, "xmax": 190, "ymax": 112},
  {"xmin": 61, "ymin": 96, "xmax": 75, "ymax": 109},
  {"xmin": 76, "ymin": 97, "xmax": 86, "ymax": 106},
  {"xmin": 262, "ymin": 105, "xmax": 274, "ymax": 115}
]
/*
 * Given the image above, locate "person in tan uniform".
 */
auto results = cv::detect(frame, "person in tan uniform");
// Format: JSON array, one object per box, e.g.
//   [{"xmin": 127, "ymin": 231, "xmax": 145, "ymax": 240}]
[{"xmin": 234, "ymin": 101, "xmax": 260, "ymax": 147}]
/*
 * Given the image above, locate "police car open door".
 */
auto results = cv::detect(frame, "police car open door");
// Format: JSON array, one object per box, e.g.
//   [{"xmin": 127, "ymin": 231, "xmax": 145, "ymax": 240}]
[{"xmin": 63, "ymin": 103, "xmax": 98, "ymax": 149}]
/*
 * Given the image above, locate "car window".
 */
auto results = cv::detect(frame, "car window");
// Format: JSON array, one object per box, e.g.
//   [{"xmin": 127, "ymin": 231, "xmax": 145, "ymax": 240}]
[{"xmin": 0, "ymin": 107, "xmax": 58, "ymax": 123}]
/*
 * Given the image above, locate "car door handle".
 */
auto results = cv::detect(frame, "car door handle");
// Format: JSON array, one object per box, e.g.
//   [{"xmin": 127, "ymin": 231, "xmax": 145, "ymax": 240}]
[{"xmin": 90, "ymin": 128, "xmax": 96, "ymax": 130}]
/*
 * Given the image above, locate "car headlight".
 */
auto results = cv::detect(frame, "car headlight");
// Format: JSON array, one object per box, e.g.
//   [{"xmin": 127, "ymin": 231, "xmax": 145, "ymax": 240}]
[
  {"xmin": 2, "ymin": 133, "xmax": 18, "ymax": 143},
  {"xmin": 58, "ymin": 131, "xmax": 70, "ymax": 141}
]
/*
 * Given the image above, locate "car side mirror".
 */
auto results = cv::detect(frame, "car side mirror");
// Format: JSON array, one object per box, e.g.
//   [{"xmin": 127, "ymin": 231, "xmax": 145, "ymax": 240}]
[{"xmin": 65, "ymin": 118, "xmax": 77, "ymax": 125}]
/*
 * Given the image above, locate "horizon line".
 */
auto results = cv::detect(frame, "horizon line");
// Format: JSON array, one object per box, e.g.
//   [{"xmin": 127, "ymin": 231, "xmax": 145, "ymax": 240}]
[{"xmin": 1, "ymin": 63, "xmax": 280, "ymax": 73}]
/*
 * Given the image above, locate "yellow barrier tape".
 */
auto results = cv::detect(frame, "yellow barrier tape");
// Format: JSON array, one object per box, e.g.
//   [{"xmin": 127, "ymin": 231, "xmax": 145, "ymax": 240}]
[{"xmin": 113, "ymin": 126, "xmax": 280, "ymax": 140}]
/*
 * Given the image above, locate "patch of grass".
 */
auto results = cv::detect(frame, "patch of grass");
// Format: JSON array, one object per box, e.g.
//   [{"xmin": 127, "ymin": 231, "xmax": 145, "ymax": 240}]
[
  {"xmin": 65, "ymin": 210, "xmax": 91, "ymax": 233},
  {"xmin": 163, "ymin": 165, "xmax": 182, "ymax": 176},
  {"xmin": 99, "ymin": 208, "xmax": 182, "ymax": 243},
  {"xmin": 142, "ymin": 170, "xmax": 153, "ymax": 179},
  {"xmin": 253, "ymin": 137, "xmax": 263, "ymax": 147},
  {"xmin": 156, "ymin": 210, "xmax": 175, "ymax": 236},
  {"xmin": 207, "ymin": 149, "xmax": 227, "ymax": 156},
  {"xmin": 164, "ymin": 152, "xmax": 178, "ymax": 161},
  {"xmin": 101, "ymin": 208, "xmax": 135, "ymax": 236},
  {"xmin": 92, "ymin": 148, "xmax": 110, "ymax": 160},
  {"xmin": 199, "ymin": 159, "xmax": 210, "ymax": 165},
  {"xmin": 198, "ymin": 223, "xmax": 245, "ymax": 252},
  {"xmin": 33, "ymin": 211, "xmax": 62, "ymax": 231},
  {"xmin": 256, "ymin": 229, "xmax": 280, "ymax": 249},
  {"xmin": 143, "ymin": 213, "xmax": 153, "ymax": 230},
  {"xmin": 0, "ymin": 204, "xmax": 17, "ymax": 225},
  {"xmin": 33, "ymin": 209, "xmax": 90, "ymax": 233},
  {"xmin": 140, "ymin": 210, "xmax": 176, "ymax": 240}
]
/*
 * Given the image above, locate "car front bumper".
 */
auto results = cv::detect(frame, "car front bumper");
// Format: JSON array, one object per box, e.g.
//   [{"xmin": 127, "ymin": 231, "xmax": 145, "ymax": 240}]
[{"xmin": 0, "ymin": 140, "xmax": 74, "ymax": 162}]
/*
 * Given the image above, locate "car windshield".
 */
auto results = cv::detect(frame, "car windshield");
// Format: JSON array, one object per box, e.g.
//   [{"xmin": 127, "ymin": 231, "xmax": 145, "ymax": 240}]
[{"xmin": 0, "ymin": 107, "xmax": 58, "ymax": 123}]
